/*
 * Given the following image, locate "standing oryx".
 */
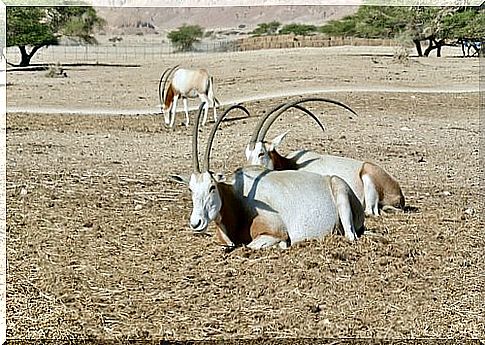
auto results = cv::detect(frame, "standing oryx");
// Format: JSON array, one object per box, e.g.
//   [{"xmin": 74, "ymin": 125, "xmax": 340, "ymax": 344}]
[
  {"xmin": 245, "ymin": 98, "xmax": 405, "ymax": 217},
  {"xmin": 158, "ymin": 65, "xmax": 220, "ymax": 128},
  {"xmin": 172, "ymin": 103, "xmax": 365, "ymax": 250}
]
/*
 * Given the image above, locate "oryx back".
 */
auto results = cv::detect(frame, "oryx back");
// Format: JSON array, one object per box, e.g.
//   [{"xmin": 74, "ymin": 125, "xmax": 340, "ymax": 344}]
[
  {"xmin": 288, "ymin": 151, "xmax": 365, "ymax": 203},
  {"xmin": 172, "ymin": 68, "xmax": 209, "ymax": 97}
]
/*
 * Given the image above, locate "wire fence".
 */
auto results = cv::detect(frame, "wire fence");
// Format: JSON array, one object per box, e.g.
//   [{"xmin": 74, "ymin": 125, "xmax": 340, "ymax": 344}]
[
  {"xmin": 7, "ymin": 34, "xmax": 467, "ymax": 66},
  {"xmin": 5, "ymin": 39, "xmax": 239, "ymax": 65}
]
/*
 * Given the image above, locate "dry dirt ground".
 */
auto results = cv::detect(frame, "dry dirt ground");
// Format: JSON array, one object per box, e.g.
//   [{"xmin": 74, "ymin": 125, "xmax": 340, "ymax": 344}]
[{"xmin": 5, "ymin": 46, "xmax": 484, "ymax": 340}]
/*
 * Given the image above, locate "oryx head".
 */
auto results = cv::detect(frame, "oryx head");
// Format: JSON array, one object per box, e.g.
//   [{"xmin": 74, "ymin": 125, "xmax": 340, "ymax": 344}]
[
  {"xmin": 245, "ymin": 98, "xmax": 336, "ymax": 167},
  {"xmin": 245, "ymin": 97, "xmax": 358, "ymax": 168},
  {"xmin": 173, "ymin": 103, "xmax": 250, "ymax": 233},
  {"xmin": 245, "ymin": 131, "xmax": 291, "ymax": 169},
  {"xmin": 162, "ymin": 102, "xmax": 172, "ymax": 126},
  {"xmin": 187, "ymin": 171, "xmax": 221, "ymax": 232},
  {"xmin": 158, "ymin": 65, "xmax": 179, "ymax": 126}
]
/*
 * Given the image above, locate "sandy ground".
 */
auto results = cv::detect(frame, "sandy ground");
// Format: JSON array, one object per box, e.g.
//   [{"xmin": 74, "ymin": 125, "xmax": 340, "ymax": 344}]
[{"xmin": 5, "ymin": 46, "xmax": 484, "ymax": 340}]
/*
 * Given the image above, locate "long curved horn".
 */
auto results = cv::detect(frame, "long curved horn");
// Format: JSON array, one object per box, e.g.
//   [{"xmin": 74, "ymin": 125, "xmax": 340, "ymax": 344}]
[
  {"xmin": 158, "ymin": 66, "xmax": 177, "ymax": 110},
  {"xmin": 203, "ymin": 104, "xmax": 251, "ymax": 172},
  {"xmin": 192, "ymin": 102, "xmax": 206, "ymax": 173},
  {"xmin": 257, "ymin": 97, "xmax": 358, "ymax": 143},
  {"xmin": 158, "ymin": 65, "xmax": 179, "ymax": 110},
  {"xmin": 163, "ymin": 65, "xmax": 179, "ymax": 99},
  {"xmin": 248, "ymin": 102, "xmax": 327, "ymax": 149},
  {"xmin": 248, "ymin": 102, "xmax": 286, "ymax": 148},
  {"xmin": 158, "ymin": 68, "xmax": 170, "ymax": 111}
]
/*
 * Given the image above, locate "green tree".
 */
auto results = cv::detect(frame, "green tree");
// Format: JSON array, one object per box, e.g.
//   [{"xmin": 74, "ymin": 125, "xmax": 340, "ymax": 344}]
[
  {"xmin": 319, "ymin": 5, "xmax": 485, "ymax": 57},
  {"xmin": 407, "ymin": 7, "xmax": 485, "ymax": 57},
  {"xmin": 319, "ymin": 15, "xmax": 357, "ymax": 37},
  {"xmin": 167, "ymin": 24, "xmax": 204, "ymax": 52},
  {"xmin": 354, "ymin": 6, "xmax": 409, "ymax": 38},
  {"xmin": 7, "ymin": 6, "xmax": 104, "ymax": 66},
  {"xmin": 251, "ymin": 21, "xmax": 281, "ymax": 36},
  {"xmin": 280, "ymin": 23, "xmax": 317, "ymax": 36},
  {"xmin": 319, "ymin": 6, "xmax": 409, "ymax": 38}
]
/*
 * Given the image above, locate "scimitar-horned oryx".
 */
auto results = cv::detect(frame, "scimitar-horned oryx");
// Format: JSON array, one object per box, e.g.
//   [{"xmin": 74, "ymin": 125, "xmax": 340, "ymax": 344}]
[
  {"xmin": 171, "ymin": 103, "xmax": 365, "ymax": 250},
  {"xmin": 159, "ymin": 65, "xmax": 220, "ymax": 128},
  {"xmin": 245, "ymin": 98, "xmax": 405, "ymax": 216}
]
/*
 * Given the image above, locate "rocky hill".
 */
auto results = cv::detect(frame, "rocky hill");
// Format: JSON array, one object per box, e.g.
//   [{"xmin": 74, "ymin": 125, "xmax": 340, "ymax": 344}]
[{"xmin": 95, "ymin": 6, "xmax": 358, "ymax": 34}]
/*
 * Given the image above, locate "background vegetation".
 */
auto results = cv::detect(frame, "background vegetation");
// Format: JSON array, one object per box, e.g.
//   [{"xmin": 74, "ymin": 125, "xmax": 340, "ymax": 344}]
[
  {"xmin": 6, "ymin": 6, "xmax": 104, "ymax": 66},
  {"xmin": 251, "ymin": 6, "xmax": 485, "ymax": 57}
]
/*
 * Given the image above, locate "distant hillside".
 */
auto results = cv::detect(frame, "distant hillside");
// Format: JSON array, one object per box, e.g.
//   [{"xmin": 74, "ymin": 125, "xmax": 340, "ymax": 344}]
[{"xmin": 95, "ymin": 6, "xmax": 358, "ymax": 34}]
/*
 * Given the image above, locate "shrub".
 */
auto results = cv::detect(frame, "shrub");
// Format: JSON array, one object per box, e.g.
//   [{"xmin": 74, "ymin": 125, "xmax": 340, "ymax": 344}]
[
  {"xmin": 280, "ymin": 23, "xmax": 317, "ymax": 36},
  {"xmin": 250, "ymin": 21, "xmax": 281, "ymax": 36}
]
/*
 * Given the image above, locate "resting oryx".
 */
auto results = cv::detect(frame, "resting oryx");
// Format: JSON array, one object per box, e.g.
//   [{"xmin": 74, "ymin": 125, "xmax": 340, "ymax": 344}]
[
  {"xmin": 172, "ymin": 103, "xmax": 365, "ymax": 250},
  {"xmin": 158, "ymin": 65, "xmax": 220, "ymax": 128},
  {"xmin": 245, "ymin": 98, "xmax": 405, "ymax": 217}
]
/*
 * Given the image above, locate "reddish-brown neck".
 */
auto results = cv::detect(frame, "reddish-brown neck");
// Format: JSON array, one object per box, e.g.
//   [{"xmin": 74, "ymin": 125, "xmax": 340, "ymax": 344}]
[
  {"xmin": 215, "ymin": 183, "xmax": 252, "ymax": 246},
  {"xmin": 268, "ymin": 150, "xmax": 298, "ymax": 170},
  {"xmin": 164, "ymin": 84, "xmax": 175, "ymax": 108}
]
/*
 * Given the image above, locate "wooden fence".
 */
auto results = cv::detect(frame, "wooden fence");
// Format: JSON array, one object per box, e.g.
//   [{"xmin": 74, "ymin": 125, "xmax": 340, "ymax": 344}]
[{"xmin": 236, "ymin": 34, "xmax": 395, "ymax": 51}]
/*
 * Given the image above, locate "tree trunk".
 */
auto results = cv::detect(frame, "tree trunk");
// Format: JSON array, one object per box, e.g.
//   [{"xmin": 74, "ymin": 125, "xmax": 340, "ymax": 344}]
[
  {"xmin": 18, "ymin": 45, "xmax": 43, "ymax": 67},
  {"xmin": 423, "ymin": 38, "xmax": 445, "ymax": 57},
  {"xmin": 436, "ymin": 40, "xmax": 443, "ymax": 57},
  {"xmin": 424, "ymin": 38, "xmax": 435, "ymax": 57},
  {"xmin": 413, "ymin": 39, "xmax": 423, "ymax": 57},
  {"xmin": 434, "ymin": 38, "xmax": 445, "ymax": 57}
]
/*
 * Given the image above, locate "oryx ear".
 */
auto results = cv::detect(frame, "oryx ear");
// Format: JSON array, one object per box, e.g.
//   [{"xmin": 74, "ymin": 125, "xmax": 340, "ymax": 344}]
[
  {"xmin": 214, "ymin": 172, "xmax": 226, "ymax": 183},
  {"xmin": 169, "ymin": 174, "xmax": 189, "ymax": 185},
  {"xmin": 269, "ymin": 131, "xmax": 290, "ymax": 150},
  {"xmin": 208, "ymin": 170, "xmax": 226, "ymax": 183}
]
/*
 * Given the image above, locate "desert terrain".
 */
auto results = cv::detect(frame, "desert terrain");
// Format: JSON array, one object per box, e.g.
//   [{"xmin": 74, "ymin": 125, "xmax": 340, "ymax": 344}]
[
  {"xmin": 94, "ymin": 6, "xmax": 358, "ymax": 34},
  {"xmin": 5, "ymin": 44, "xmax": 483, "ymax": 340}
]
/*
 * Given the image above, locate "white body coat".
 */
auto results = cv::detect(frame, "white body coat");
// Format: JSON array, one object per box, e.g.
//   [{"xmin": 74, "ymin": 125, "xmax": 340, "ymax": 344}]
[
  {"xmin": 247, "ymin": 142, "xmax": 404, "ymax": 217},
  {"xmin": 188, "ymin": 165, "xmax": 365, "ymax": 249}
]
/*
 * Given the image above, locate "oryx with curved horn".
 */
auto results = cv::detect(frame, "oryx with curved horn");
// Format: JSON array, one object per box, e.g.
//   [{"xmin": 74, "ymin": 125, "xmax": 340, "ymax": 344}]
[
  {"xmin": 171, "ymin": 103, "xmax": 365, "ymax": 250},
  {"xmin": 245, "ymin": 97, "xmax": 405, "ymax": 216},
  {"xmin": 158, "ymin": 65, "xmax": 220, "ymax": 128}
]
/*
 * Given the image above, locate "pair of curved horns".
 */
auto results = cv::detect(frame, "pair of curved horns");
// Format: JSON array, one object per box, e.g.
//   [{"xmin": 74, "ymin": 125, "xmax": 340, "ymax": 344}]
[
  {"xmin": 192, "ymin": 103, "xmax": 251, "ymax": 173},
  {"xmin": 158, "ymin": 65, "xmax": 179, "ymax": 111},
  {"xmin": 248, "ymin": 97, "xmax": 358, "ymax": 148},
  {"xmin": 193, "ymin": 97, "xmax": 357, "ymax": 173}
]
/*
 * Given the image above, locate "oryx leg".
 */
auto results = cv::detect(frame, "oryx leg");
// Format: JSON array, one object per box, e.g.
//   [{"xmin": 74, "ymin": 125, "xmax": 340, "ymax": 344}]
[
  {"xmin": 211, "ymin": 97, "xmax": 218, "ymax": 122},
  {"xmin": 215, "ymin": 228, "xmax": 235, "ymax": 248},
  {"xmin": 360, "ymin": 161, "xmax": 404, "ymax": 214},
  {"xmin": 330, "ymin": 176, "xmax": 364, "ymax": 241},
  {"xmin": 213, "ymin": 106, "xmax": 218, "ymax": 122},
  {"xmin": 248, "ymin": 235, "xmax": 286, "ymax": 250},
  {"xmin": 381, "ymin": 205, "xmax": 404, "ymax": 214},
  {"xmin": 199, "ymin": 94, "xmax": 211, "ymax": 126},
  {"xmin": 182, "ymin": 97, "xmax": 190, "ymax": 127},
  {"xmin": 169, "ymin": 94, "xmax": 180, "ymax": 128},
  {"xmin": 361, "ymin": 174, "xmax": 380, "ymax": 216},
  {"xmin": 248, "ymin": 216, "xmax": 289, "ymax": 250}
]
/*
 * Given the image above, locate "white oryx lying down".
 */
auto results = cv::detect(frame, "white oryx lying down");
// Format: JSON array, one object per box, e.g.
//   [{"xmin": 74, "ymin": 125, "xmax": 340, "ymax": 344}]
[
  {"xmin": 158, "ymin": 65, "xmax": 220, "ymax": 128},
  {"xmin": 245, "ymin": 98, "xmax": 405, "ymax": 217},
  {"xmin": 172, "ymin": 103, "xmax": 365, "ymax": 250}
]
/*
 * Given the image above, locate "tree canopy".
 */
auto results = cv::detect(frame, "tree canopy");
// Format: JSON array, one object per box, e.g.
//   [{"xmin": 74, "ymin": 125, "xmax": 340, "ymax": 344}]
[
  {"xmin": 319, "ymin": 6, "xmax": 485, "ymax": 56},
  {"xmin": 7, "ymin": 6, "xmax": 104, "ymax": 66},
  {"xmin": 320, "ymin": 6, "xmax": 409, "ymax": 38},
  {"xmin": 167, "ymin": 24, "xmax": 204, "ymax": 52},
  {"xmin": 250, "ymin": 21, "xmax": 281, "ymax": 36},
  {"xmin": 279, "ymin": 23, "xmax": 317, "ymax": 36}
]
